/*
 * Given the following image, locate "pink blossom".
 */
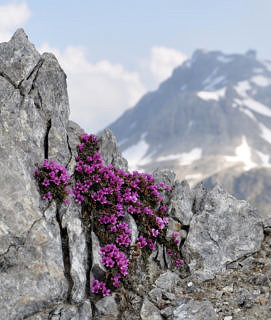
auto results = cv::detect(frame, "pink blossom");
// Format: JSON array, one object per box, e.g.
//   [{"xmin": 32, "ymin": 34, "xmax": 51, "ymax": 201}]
[{"xmin": 152, "ymin": 229, "xmax": 159, "ymax": 237}]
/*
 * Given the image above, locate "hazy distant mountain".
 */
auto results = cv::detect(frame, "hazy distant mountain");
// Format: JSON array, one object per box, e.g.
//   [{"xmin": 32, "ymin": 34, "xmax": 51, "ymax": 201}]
[{"xmin": 107, "ymin": 49, "xmax": 271, "ymax": 217}]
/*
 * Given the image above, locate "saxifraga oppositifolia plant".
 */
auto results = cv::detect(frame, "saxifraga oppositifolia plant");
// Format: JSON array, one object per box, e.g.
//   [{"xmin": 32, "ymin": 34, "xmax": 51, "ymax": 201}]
[
  {"xmin": 73, "ymin": 133, "xmax": 184, "ymax": 297},
  {"xmin": 35, "ymin": 159, "xmax": 71, "ymax": 204},
  {"xmin": 35, "ymin": 133, "xmax": 184, "ymax": 297}
]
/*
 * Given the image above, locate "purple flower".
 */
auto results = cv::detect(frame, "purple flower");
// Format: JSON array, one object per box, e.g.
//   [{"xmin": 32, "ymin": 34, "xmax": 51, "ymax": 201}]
[
  {"xmin": 111, "ymin": 273, "xmax": 121, "ymax": 287},
  {"xmin": 42, "ymin": 179, "xmax": 50, "ymax": 186},
  {"xmin": 128, "ymin": 205, "xmax": 135, "ymax": 214},
  {"xmin": 137, "ymin": 236, "xmax": 147, "ymax": 248},
  {"xmin": 160, "ymin": 205, "xmax": 167, "ymax": 212},
  {"xmin": 43, "ymin": 192, "xmax": 52, "ymax": 200},
  {"xmin": 91, "ymin": 278, "xmax": 111, "ymax": 296},
  {"xmin": 152, "ymin": 229, "xmax": 159, "ymax": 237},
  {"xmin": 156, "ymin": 217, "xmax": 165, "ymax": 230},
  {"xmin": 175, "ymin": 259, "xmax": 184, "ymax": 267},
  {"xmin": 110, "ymin": 214, "xmax": 117, "ymax": 225},
  {"xmin": 81, "ymin": 133, "xmax": 90, "ymax": 142}
]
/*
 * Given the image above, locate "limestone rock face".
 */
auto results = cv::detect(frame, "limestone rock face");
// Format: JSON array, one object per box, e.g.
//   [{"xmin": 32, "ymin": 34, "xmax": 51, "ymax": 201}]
[
  {"xmin": 182, "ymin": 185, "xmax": 264, "ymax": 280},
  {"xmin": 98, "ymin": 129, "xmax": 128, "ymax": 171},
  {"xmin": 0, "ymin": 29, "xmax": 71, "ymax": 319},
  {"xmin": 0, "ymin": 29, "xmax": 269, "ymax": 320}
]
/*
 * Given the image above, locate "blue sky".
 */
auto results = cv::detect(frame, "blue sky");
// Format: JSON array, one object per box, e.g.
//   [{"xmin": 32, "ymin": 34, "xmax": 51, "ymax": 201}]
[{"xmin": 0, "ymin": 0, "xmax": 271, "ymax": 132}]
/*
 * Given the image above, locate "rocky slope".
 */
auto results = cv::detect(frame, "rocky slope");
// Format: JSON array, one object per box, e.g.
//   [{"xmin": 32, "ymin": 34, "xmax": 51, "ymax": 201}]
[{"xmin": 0, "ymin": 30, "xmax": 270, "ymax": 320}]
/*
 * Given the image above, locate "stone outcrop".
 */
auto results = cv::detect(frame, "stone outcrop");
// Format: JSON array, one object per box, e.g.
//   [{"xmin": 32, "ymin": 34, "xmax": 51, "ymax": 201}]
[
  {"xmin": 182, "ymin": 184, "xmax": 264, "ymax": 280},
  {"xmin": 0, "ymin": 30, "xmax": 270, "ymax": 320}
]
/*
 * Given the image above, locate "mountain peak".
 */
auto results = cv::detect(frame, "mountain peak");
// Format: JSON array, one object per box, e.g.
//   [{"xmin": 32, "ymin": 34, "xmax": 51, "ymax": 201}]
[{"xmin": 108, "ymin": 48, "xmax": 271, "ymax": 187}]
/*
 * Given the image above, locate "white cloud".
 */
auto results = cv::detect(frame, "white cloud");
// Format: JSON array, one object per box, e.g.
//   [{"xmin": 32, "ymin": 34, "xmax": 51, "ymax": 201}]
[
  {"xmin": 149, "ymin": 46, "xmax": 187, "ymax": 84},
  {"xmin": 40, "ymin": 43, "xmax": 146, "ymax": 133},
  {"xmin": 0, "ymin": 2, "xmax": 31, "ymax": 42}
]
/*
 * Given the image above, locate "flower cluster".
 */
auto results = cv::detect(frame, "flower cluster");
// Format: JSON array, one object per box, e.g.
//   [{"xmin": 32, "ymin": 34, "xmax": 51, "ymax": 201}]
[
  {"xmin": 91, "ymin": 278, "xmax": 110, "ymax": 297},
  {"xmin": 72, "ymin": 133, "xmax": 184, "ymax": 297},
  {"xmin": 101, "ymin": 244, "xmax": 129, "ymax": 276},
  {"xmin": 35, "ymin": 159, "xmax": 71, "ymax": 203}
]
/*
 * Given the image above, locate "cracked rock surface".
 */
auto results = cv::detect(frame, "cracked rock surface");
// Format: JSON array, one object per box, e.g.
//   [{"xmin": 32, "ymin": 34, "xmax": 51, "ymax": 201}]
[
  {"xmin": 1, "ymin": 29, "xmax": 270, "ymax": 320},
  {"xmin": 182, "ymin": 184, "xmax": 264, "ymax": 280},
  {"xmin": 0, "ymin": 29, "xmax": 71, "ymax": 319}
]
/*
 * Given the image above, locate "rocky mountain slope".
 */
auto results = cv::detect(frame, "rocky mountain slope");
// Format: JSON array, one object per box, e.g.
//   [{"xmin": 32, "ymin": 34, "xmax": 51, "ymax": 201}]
[
  {"xmin": 107, "ymin": 48, "xmax": 271, "ymax": 218},
  {"xmin": 0, "ymin": 30, "xmax": 271, "ymax": 320}
]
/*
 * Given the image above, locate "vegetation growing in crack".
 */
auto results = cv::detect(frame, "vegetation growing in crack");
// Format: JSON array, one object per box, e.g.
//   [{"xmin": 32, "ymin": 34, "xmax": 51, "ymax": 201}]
[
  {"xmin": 35, "ymin": 133, "xmax": 184, "ymax": 298},
  {"xmin": 35, "ymin": 159, "xmax": 71, "ymax": 203},
  {"xmin": 73, "ymin": 133, "xmax": 184, "ymax": 297}
]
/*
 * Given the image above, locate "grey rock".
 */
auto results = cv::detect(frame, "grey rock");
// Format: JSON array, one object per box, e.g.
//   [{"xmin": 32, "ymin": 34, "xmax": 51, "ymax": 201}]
[
  {"xmin": 153, "ymin": 168, "xmax": 177, "ymax": 187},
  {"xmin": 98, "ymin": 129, "xmax": 128, "ymax": 171},
  {"xmin": 140, "ymin": 297, "xmax": 162, "ymax": 320},
  {"xmin": 0, "ymin": 217, "xmax": 68, "ymax": 319},
  {"xmin": 43, "ymin": 202, "xmax": 57, "ymax": 222},
  {"xmin": 173, "ymin": 299, "xmax": 217, "ymax": 320},
  {"xmin": 66, "ymin": 121, "xmax": 84, "ymax": 173},
  {"xmin": 25, "ymin": 301, "xmax": 92, "ymax": 320},
  {"xmin": 78, "ymin": 300, "xmax": 92, "ymax": 320},
  {"xmin": 155, "ymin": 244, "xmax": 166, "ymax": 269},
  {"xmin": 148, "ymin": 288, "xmax": 163, "ymax": 304},
  {"xmin": 50, "ymin": 305, "xmax": 79, "ymax": 320},
  {"xmin": 264, "ymin": 216, "xmax": 271, "ymax": 228},
  {"xmin": 67, "ymin": 120, "xmax": 84, "ymax": 152},
  {"xmin": 0, "ymin": 29, "xmax": 73, "ymax": 318},
  {"xmin": 191, "ymin": 183, "xmax": 207, "ymax": 214},
  {"xmin": 160, "ymin": 306, "xmax": 173, "ymax": 318},
  {"xmin": 166, "ymin": 217, "xmax": 182, "ymax": 244},
  {"xmin": 237, "ymin": 288, "xmax": 254, "ymax": 308},
  {"xmin": 61, "ymin": 202, "xmax": 87, "ymax": 304},
  {"xmin": 155, "ymin": 271, "xmax": 180, "ymax": 292},
  {"xmin": 170, "ymin": 180, "xmax": 194, "ymax": 225},
  {"xmin": 125, "ymin": 213, "xmax": 138, "ymax": 246},
  {"xmin": 90, "ymin": 231, "xmax": 106, "ymax": 280},
  {"xmin": 35, "ymin": 52, "xmax": 70, "ymax": 166},
  {"xmin": 95, "ymin": 296, "xmax": 119, "ymax": 318},
  {"xmin": 182, "ymin": 185, "xmax": 264, "ymax": 279},
  {"xmin": 148, "ymin": 288, "xmax": 175, "ymax": 305},
  {"xmin": 0, "ymin": 29, "xmax": 40, "ymax": 86}
]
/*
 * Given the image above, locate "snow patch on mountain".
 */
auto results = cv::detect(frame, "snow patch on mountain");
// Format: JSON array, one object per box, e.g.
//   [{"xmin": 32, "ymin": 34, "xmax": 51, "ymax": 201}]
[
  {"xmin": 239, "ymin": 107, "xmax": 257, "ymax": 121},
  {"xmin": 259, "ymin": 123, "xmax": 271, "ymax": 144},
  {"xmin": 226, "ymin": 136, "xmax": 256, "ymax": 171},
  {"xmin": 197, "ymin": 87, "xmax": 226, "ymax": 101},
  {"xmin": 257, "ymin": 150, "xmax": 271, "ymax": 167},
  {"xmin": 185, "ymin": 173, "xmax": 203, "ymax": 180},
  {"xmin": 242, "ymin": 99, "xmax": 271, "ymax": 118},
  {"xmin": 235, "ymin": 81, "xmax": 251, "ymax": 97},
  {"xmin": 251, "ymin": 75, "xmax": 271, "ymax": 87},
  {"xmin": 263, "ymin": 61, "xmax": 271, "ymax": 72},
  {"xmin": 235, "ymin": 81, "xmax": 271, "ymax": 117},
  {"xmin": 123, "ymin": 133, "xmax": 151, "ymax": 171},
  {"xmin": 156, "ymin": 148, "xmax": 202, "ymax": 166},
  {"xmin": 217, "ymin": 55, "xmax": 233, "ymax": 64}
]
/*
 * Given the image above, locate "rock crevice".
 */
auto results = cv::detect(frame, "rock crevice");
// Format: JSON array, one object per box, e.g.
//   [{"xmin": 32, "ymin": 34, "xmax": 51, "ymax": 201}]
[{"xmin": 0, "ymin": 29, "xmax": 269, "ymax": 320}]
